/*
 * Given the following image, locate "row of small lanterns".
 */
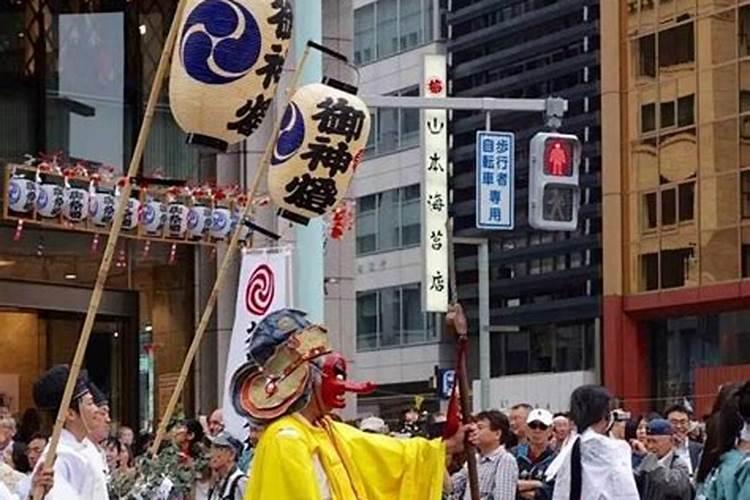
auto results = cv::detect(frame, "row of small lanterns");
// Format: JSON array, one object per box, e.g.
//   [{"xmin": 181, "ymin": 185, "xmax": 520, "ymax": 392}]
[{"xmin": 7, "ymin": 167, "xmax": 252, "ymax": 242}]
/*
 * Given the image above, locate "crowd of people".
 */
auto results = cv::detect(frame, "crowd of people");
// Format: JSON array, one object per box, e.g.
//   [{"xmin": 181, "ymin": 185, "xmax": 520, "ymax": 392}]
[{"xmin": 0, "ymin": 365, "xmax": 748, "ymax": 499}]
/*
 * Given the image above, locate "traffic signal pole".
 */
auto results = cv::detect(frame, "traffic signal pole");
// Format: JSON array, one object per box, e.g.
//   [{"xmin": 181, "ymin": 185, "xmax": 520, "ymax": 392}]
[{"xmin": 361, "ymin": 94, "xmax": 569, "ymax": 411}]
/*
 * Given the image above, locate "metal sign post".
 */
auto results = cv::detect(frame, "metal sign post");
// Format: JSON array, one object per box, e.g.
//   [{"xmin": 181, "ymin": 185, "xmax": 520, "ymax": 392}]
[{"xmin": 361, "ymin": 89, "xmax": 569, "ymax": 415}]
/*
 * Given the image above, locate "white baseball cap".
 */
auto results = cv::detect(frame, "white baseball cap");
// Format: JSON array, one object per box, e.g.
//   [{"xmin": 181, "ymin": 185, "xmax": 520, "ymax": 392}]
[
  {"xmin": 527, "ymin": 408, "xmax": 553, "ymax": 427},
  {"xmin": 359, "ymin": 416, "xmax": 387, "ymax": 433}
]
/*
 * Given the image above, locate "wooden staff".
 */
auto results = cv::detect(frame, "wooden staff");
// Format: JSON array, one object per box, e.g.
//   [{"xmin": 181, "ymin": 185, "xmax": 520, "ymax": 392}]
[
  {"xmin": 446, "ymin": 218, "xmax": 481, "ymax": 500},
  {"xmin": 149, "ymin": 45, "xmax": 314, "ymax": 455},
  {"xmin": 33, "ymin": 2, "xmax": 190, "ymax": 499}
]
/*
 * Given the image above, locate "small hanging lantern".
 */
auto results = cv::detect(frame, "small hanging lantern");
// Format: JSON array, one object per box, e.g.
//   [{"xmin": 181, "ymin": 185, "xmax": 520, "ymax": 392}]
[
  {"xmin": 169, "ymin": 0, "xmax": 293, "ymax": 151},
  {"xmin": 267, "ymin": 83, "xmax": 370, "ymax": 225},
  {"xmin": 36, "ymin": 164, "xmax": 64, "ymax": 218},
  {"xmin": 89, "ymin": 189, "xmax": 116, "ymax": 227},
  {"xmin": 62, "ymin": 187, "xmax": 89, "ymax": 223},
  {"xmin": 142, "ymin": 198, "xmax": 167, "ymax": 234},
  {"xmin": 62, "ymin": 167, "xmax": 89, "ymax": 223},
  {"xmin": 167, "ymin": 202, "xmax": 189, "ymax": 238},
  {"xmin": 187, "ymin": 204, "xmax": 212, "ymax": 239},
  {"xmin": 8, "ymin": 173, "xmax": 37, "ymax": 214},
  {"xmin": 122, "ymin": 198, "xmax": 142, "ymax": 231}
]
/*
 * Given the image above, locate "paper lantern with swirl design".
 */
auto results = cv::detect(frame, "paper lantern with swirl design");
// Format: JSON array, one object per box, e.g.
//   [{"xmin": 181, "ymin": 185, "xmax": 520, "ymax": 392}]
[
  {"xmin": 169, "ymin": 0, "xmax": 293, "ymax": 151},
  {"xmin": 36, "ymin": 183, "xmax": 64, "ymax": 218},
  {"xmin": 267, "ymin": 83, "xmax": 370, "ymax": 224},
  {"xmin": 8, "ymin": 177, "xmax": 37, "ymax": 213}
]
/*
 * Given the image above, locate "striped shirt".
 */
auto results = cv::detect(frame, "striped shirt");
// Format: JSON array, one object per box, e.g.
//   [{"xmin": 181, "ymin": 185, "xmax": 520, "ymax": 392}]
[{"xmin": 450, "ymin": 446, "xmax": 519, "ymax": 500}]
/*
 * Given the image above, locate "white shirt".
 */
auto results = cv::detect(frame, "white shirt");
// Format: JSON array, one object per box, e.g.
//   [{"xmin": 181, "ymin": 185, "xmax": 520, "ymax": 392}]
[
  {"xmin": 549, "ymin": 428, "xmax": 640, "ymax": 500},
  {"xmin": 674, "ymin": 439, "xmax": 693, "ymax": 476},
  {"xmin": 34, "ymin": 429, "xmax": 95, "ymax": 499}
]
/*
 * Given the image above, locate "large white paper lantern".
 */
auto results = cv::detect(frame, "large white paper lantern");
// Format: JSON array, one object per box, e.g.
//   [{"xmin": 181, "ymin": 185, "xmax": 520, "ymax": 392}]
[
  {"xmin": 169, "ymin": 0, "xmax": 293, "ymax": 151},
  {"xmin": 36, "ymin": 183, "xmax": 64, "ymax": 218},
  {"xmin": 167, "ymin": 203, "xmax": 190, "ymax": 237},
  {"xmin": 142, "ymin": 200, "xmax": 167, "ymax": 234},
  {"xmin": 209, "ymin": 207, "xmax": 233, "ymax": 240},
  {"xmin": 8, "ymin": 176, "xmax": 37, "ymax": 213},
  {"xmin": 89, "ymin": 191, "xmax": 116, "ymax": 227},
  {"xmin": 62, "ymin": 187, "xmax": 90, "ymax": 222},
  {"xmin": 187, "ymin": 205, "xmax": 212, "ymax": 239},
  {"xmin": 268, "ymin": 83, "xmax": 370, "ymax": 224}
]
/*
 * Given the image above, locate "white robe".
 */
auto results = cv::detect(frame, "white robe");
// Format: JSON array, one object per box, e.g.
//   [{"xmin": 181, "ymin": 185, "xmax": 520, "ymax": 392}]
[
  {"xmin": 81, "ymin": 438, "xmax": 109, "ymax": 499},
  {"xmin": 33, "ymin": 429, "xmax": 97, "ymax": 499},
  {"xmin": 548, "ymin": 428, "xmax": 639, "ymax": 500}
]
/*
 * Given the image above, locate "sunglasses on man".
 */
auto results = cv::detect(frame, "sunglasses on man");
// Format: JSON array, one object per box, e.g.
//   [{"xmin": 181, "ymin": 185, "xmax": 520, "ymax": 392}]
[{"xmin": 528, "ymin": 421, "xmax": 549, "ymax": 431}]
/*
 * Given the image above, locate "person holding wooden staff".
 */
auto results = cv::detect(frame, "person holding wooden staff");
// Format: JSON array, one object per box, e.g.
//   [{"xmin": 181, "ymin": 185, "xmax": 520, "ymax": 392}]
[
  {"xmin": 229, "ymin": 308, "xmax": 471, "ymax": 500},
  {"xmin": 31, "ymin": 366, "xmax": 106, "ymax": 499}
]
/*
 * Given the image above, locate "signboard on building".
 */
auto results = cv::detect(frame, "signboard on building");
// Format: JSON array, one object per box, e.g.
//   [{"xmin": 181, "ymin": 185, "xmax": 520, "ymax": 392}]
[
  {"xmin": 422, "ymin": 54, "xmax": 449, "ymax": 313},
  {"xmin": 476, "ymin": 131, "xmax": 515, "ymax": 230}
]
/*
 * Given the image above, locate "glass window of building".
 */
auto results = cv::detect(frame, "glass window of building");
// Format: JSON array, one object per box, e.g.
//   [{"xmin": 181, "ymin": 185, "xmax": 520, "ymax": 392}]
[
  {"xmin": 369, "ymin": 87, "xmax": 421, "ymax": 155},
  {"xmin": 356, "ymin": 194, "xmax": 378, "ymax": 254},
  {"xmin": 642, "ymin": 103, "xmax": 656, "ymax": 134},
  {"xmin": 650, "ymin": 311, "xmax": 750, "ymax": 406},
  {"xmin": 661, "ymin": 188, "xmax": 677, "ymax": 226},
  {"xmin": 678, "ymin": 182, "xmax": 695, "ymax": 221},
  {"xmin": 677, "ymin": 95, "xmax": 695, "ymax": 128},
  {"xmin": 356, "ymin": 185, "xmax": 421, "ymax": 255},
  {"xmin": 356, "ymin": 284, "xmax": 432, "ymax": 350},
  {"xmin": 354, "ymin": 3, "xmax": 377, "ymax": 65},
  {"xmin": 742, "ymin": 170, "xmax": 750, "ymax": 219},
  {"xmin": 637, "ymin": 34, "xmax": 656, "ymax": 78},
  {"xmin": 401, "ymin": 184, "xmax": 421, "ymax": 246},
  {"xmin": 491, "ymin": 323, "xmax": 594, "ymax": 377},
  {"xmin": 356, "ymin": 292, "xmax": 379, "ymax": 350},
  {"xmin": 643, "ymin": 192, "xmax": 658, "ymax": 231},
  {"xmin": 659, "ymin": 22, "xmax": 694, "ymax": 68},
  {"xmin": 354, "ymin": 0, "xmax": 436, "ymax": 65},
  {"xmin": 642, "ymin": 253, "xmax": 659, "ymax": 291},
  {"xmin": 377, "ymin": 0, "xmax": 399, "ymax": 58}
]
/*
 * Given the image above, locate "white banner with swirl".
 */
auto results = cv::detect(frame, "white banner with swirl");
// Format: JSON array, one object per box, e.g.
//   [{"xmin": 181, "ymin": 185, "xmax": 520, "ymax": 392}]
[{"xmin": 222, "ymin": 246, "xmax": 292, "ymax": 442}]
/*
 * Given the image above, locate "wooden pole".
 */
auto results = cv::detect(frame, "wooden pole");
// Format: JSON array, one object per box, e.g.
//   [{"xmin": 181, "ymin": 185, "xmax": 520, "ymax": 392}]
[
  {"xmin": 149, "ymin": 47, "xmax": 312, "ymax": 455},
  {"xmin": 32, "ymin": 2, "xmax": 189, "ymax": 498},
  {"xmin": 446, "ymin": 218, "xmax": 481, "ymax": 500}
]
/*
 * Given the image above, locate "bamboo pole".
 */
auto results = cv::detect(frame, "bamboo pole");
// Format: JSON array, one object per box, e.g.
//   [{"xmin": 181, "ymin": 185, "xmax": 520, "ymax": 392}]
[
  {"xmin": 32, "ymin": 2, "xmax": 189, "ymax": 499},
  {"xmin": 446, "ymin": 218, "xmax": 481, "ymax": 500},
  {"xmin": 149, "ymin": 46, "xmax": 313, "ymax": 455}
]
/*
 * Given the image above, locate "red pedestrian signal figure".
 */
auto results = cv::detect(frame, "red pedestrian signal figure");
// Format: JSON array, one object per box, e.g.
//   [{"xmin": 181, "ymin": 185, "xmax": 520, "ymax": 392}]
[
  {"xmin": 544, "ymin": 140, "xmax": 572, "ymax": 177},
  {"xmin": 529, "ymin": 132, "xmax": 581, "ymax": 231}
]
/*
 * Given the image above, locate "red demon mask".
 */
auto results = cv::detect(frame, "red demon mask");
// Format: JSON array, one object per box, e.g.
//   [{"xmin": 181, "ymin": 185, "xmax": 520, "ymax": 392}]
[{"xmin": 320, "ymin": 353, "xmax": 376, "ymax": 409}]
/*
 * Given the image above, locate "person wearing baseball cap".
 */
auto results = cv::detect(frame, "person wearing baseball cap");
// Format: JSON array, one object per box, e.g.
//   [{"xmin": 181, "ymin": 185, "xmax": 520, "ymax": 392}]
[
  {"xmin": 515, "ymin": 408, "xmax": 557, "ymax": 499},
  {"xmin": 633, "ymin": 419, "xmax": 692, "ymax": 500},
  {"xmin": 208, "ymin": 431, "xmax": 246, "ymax": 500}
]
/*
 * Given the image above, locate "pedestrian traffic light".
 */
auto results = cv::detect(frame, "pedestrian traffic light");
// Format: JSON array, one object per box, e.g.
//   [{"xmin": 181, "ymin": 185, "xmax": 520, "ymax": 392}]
[{"xmin": 528, "ymin": 132, "xmax": 582, "ymax": 231}]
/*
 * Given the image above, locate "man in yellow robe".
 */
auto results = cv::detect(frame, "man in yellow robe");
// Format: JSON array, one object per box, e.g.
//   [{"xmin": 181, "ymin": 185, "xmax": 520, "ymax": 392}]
[{"xmin": 229, "ymin": 309, "xmax": 465, "ymax": 500}]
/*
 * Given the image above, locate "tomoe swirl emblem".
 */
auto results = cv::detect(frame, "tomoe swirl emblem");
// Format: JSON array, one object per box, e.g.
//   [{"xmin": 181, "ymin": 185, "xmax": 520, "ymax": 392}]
[
  {"xmin": 245, "ymin": 264, "xmax": 274, "ymax": 316},
  {"xmin": 271, "ymin": 102, "xmax": 305, "ymax": 166},
  {"xmin": 180, "ymin": 0, "xmax": 262, "ymax": 85}
]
